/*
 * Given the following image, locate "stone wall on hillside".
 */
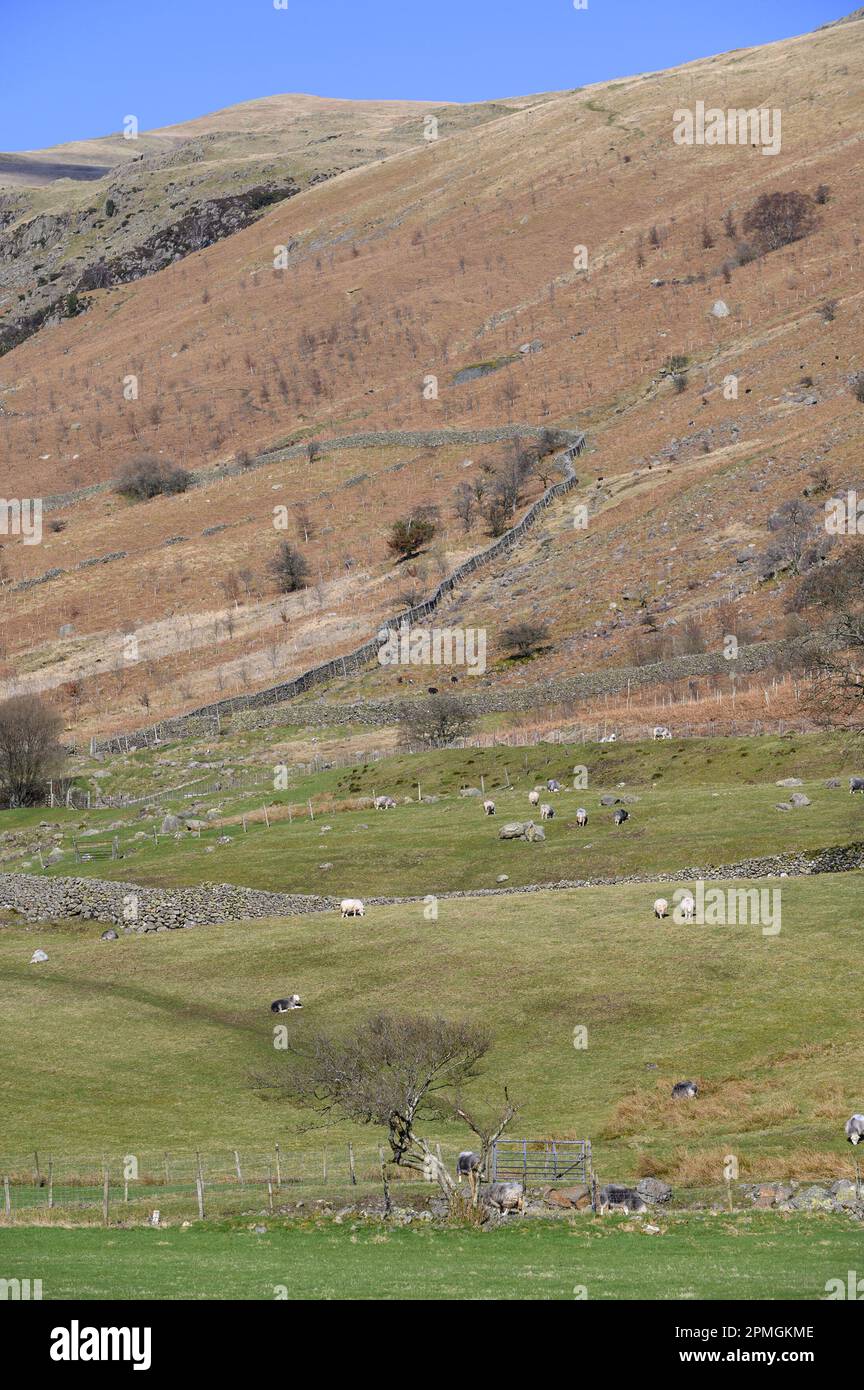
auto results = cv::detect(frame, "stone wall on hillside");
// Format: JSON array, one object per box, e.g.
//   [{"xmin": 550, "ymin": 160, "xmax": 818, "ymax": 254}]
[
  {"xmin": 2, "ymin": 841, "xmax": 861, "ymax": 931},
  {"xmin": 0, "ymin": 873, "xmax": 334, "ymax": 932},
  {"xmin": 91, "ymin": 432, "xmax": 586, "ymax": 753},
  {"xmin": 228, "ymin": 635, "xmax": 800, "ymax": 734}
]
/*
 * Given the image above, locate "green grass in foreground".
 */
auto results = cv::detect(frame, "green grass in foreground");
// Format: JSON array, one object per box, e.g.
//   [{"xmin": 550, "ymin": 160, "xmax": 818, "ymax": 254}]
[{"xmin": 0, "ymin": 1214, "xmax": 857, "ymax": 1300}]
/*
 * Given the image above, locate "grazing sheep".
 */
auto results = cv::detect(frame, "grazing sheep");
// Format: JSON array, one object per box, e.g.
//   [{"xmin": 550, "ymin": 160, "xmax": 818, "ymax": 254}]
[
  {"xmin": 374, "ymin": 795, "xmax": 396, "ymax": 810},
  {"xmin": 456, "ymin": 1151, "xmax": 483, "ymax": 1183},
  {"xmin": 850, "ymin": 776, "xmax": 864, "ymax": 795},
  {"xmin": 528, "ymin": 790, "xmax": 541, "ymax": 807},
  {"xmin": 483, "ymin": 799, "xmax": 496, "ymax": 816},
  {"xmin": 612, "ymin": 808, "xmax": 629, "ymax": 826},
  {"xmin": 575, "ymin": 807, "xmax": 588, "ymax": 827},
  {"xmin": 599, "ymin": 1185, "xmax": 648, "ymax": 1215},
  {"xmin": 653, "ymin": 897, "xmax": 669, "ymax": 919},
  {"xmin": 845, "ymin": 1115, "xmax": 864, "ymax": 1145},
  {"xmin": 547, "ymin": 779, "xmax": 562, "ymax": 793},
  {"xmin": 653, "ymin": 726, "xmax": 672, "ymax": 741},
  {"xmin": 672, "ymin": 1080, "xmax": 699, "ymax": 1099},
  {"xmin": 340, "ymin": 898, "xmax": 365, "ymax": 918},
  {"xmin": 540, "ymin": 803, "xmax": 554, "ymax": 820},
  {"xmin": 484, "ymin": 1181, "xmax": 525, "ymax": 1214},
  {"xmin": 678, "ymin": 892, "xmax": 696, "ymax": 922},
  {"xmin": 270, "ymin": 995, "xmax": 302, "ymax": 1013}
]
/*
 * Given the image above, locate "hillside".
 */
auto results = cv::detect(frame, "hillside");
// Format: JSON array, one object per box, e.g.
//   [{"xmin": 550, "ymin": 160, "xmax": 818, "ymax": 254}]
[{"xmin": 1, "ymin": 16, "xmax": 863, "ymax": 741}]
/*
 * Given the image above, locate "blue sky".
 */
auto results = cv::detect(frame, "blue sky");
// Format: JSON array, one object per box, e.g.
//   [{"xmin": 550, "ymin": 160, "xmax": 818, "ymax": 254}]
[{"xmin": 1, "ymin": 0, "xmax": 849, "ymax": 150}]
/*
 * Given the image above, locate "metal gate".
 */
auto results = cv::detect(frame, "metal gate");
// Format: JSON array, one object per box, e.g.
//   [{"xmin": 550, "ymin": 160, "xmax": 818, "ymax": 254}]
[{"xmin": 490, "ymin": 1139, "xmax": 591, "ymax": 1184}]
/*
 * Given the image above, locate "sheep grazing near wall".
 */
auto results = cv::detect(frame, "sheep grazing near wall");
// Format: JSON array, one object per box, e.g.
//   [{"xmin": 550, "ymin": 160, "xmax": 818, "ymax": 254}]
[
  {"xmin": 340, "ymin": 899, "xmax": 365, "ymax": 918},
  {"xmin": 374, "ymin": 796, "xmax": 397, "ymax": 810},
  {"xmin": 483, "ymin": 799, "xmax": 496, "ymax": 816}
]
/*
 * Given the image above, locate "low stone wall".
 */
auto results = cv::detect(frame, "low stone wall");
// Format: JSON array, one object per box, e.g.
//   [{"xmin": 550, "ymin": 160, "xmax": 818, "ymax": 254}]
[
  {"xmin": 2, "ymin": 842, "xmax": 860, "ymax": 931},
  {"xmin": 0, "ymin": 873, "xmax": 334, "ymax": 932},
  {"xmin": 228, "ymin": 636, "xmax": 800, "ymax": 734}
]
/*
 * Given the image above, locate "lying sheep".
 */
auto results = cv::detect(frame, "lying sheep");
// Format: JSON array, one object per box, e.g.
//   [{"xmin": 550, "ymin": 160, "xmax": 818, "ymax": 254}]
[
  {"xmin": 653, "ymin": 897, "xmax": 669, "ymax": 919},
  {"xmin": 575, "ymin": 807, "xmax": 588, "ymax": 827},
  {"xmin": 600, "ymin": 733, "xmax": 617, "ymax": 743},
  {"xmin": 271, "ymin": 995, "xmax": 302, "ymax": 1013},
  {"xmin": 672, "ymin": 1080, "xmax": 698, "ymax": 1099},
  {"xmin": 483, "ymin": 799, "xmax": 496, "ymax": 816},
  {"xmin": 340, "ymin": 898, "xmax": 365, "ymax": 918},
  {"xmin": 540, "ymin": 803, "xmax": 554, "ymax": 821}
]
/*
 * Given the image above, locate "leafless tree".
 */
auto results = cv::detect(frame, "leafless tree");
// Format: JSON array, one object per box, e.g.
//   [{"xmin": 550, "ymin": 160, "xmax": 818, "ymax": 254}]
[
  {"xmin": 399, "ymin": 693, "xmax": 476, "ymax": 746},
  {"xmin": 0, "ymin": 696, "xmax": 64, "ymax": 807}
]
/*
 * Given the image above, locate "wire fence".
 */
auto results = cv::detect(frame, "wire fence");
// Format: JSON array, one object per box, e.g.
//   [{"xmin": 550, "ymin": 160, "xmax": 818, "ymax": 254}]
[{"xmin": 0, "ymin": 1144, "xmax": 466, "ymax": 1223}]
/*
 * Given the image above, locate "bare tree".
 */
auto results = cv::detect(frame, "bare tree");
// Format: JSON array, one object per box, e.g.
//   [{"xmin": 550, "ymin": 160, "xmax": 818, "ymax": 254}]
[
  {"xmin": 500, "ymin": 621, "xmax": 550, "ymax": 659},
  {"xmin": 452, "ymin": 481, "xmax": 477, "ymax": 534},
  {"xmin": 0, "ymin": 696, "xmax": 64, "ymax": 807},
  {"xmin": 742, "ymin": 190, "xmax": 819, "ymax": 255},
  {"xmin": 398, "ymin": 693, "xmax": 475, "ymax": 747},
  {"xmin": 255, "ymin": 1013, "xmax": 494, "ymax": 1201},
  {"xmin": 787, "ymin": 541, "xmax": 864, "ymax": 725}
]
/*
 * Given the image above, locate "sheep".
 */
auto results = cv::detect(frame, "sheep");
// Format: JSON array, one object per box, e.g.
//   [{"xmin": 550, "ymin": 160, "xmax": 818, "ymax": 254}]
[
  {"xmin": 678, "ymin": 893, "xmax": 696, "ymax": 922},
  {"xmin": 653, "ymin": 726, "xmax": 672, "ymax": 741},
  {"xmin": 850, "ymin": 776, "xmax": 864, "ymax": 795},
  {"xmin": 29, "ymin": 949, "xmax": 48, "ymax": 964},
  {"xmin": 271, "ymin": 996, "xmax": 302, "ymax": 1013},
  {"xmin": 456, "ymin": 1151, "xmax": 483, "ymax": 1183},
  {"xmin": 600, "ymin": 732, "xmax": 617, "ymax": 743},
  {"xmin": 672, "ymin": 1080, "xmax": 698, "ymax": 1099},
  {"xmin": 528, "ymin": 790, "xmax": 541, "ymax": 807},
  {"xmin": 484, "ymin": 1181, "xmax": 524, "ymax": 1214},
  {"xmin": 599, "ymin": 1185, "xmax": 647, "ymax": 1215},
  {"xmin": 845, "ymin": 1115, "xmax": 864, "ymax": 1145},
  {"xmin": 483, "ymin": 799, "xmax": 496, "ymax": 816},
  {"xmin": 340, "ymin": 898, "xmax": 365, "ymax": 918},
  {"xmin": 612, "ymin": 808, "xmax": 629, "ymax": 826},
  {"xmin": 374, "ymin": 795, "xmax": 396, "ymax": 810},
  {"xmin": 575, "ymin": 807, "xmax": 588, "ymax": 827},
  {"xmin": 546, "ymin": 779, "xmax": 562, "ymax": 793},
  {"xmin": 653, "ymin": 897, "xmax": 669, "ymax": 919},
  {"xmin": 540, "ymin": 803, "xmax": 554, "ymax": 821}
]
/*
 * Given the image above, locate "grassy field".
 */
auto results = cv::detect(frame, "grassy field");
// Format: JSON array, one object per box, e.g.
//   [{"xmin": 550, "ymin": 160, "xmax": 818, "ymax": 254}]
[
  {"xmin": 1, "ymin": 873, "xmax": 862, "ymax": 1180},
  {"xmin": 0, "ymin": 1214, "xmax": 857, "ymax": 1300},
  {"xmin": 13, "ymin": 732, "xmax": 862, "ymax": 896}
]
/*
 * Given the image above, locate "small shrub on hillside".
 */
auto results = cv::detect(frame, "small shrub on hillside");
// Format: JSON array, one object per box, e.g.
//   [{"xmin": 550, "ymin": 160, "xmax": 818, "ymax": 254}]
[
  {"xmin": 851, "ymin": 373, "xmax": 864, "ymax": 404},
  {"xmin": 387, "ymin": 513, "xmax": 437, "ymax": 561},
  {"xmin": 114, "ymin": 455, "xmax": 192, "ymax": 501},
  {"xmin": 500, "ymin": 621, "xmax": 550, "ymax": 659},
  {"xmin": 814, "ymin": 183, "xmax": 831, "ymax": 205},
  {"xmin": 268, "ymin": 541, "xmax": 310, "ymax": 593},
  {"xmin": 741, "ymin": 190, "xmax": 819, "ymax": 255}
]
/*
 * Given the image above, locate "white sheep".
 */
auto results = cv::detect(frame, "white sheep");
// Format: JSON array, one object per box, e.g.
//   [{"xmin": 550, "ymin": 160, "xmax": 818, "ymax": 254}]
[
  {"xmin": 600, "ymin": 733, "xmax": 617, "ymax": 743},
  {"xmin": 340, "ymin": 899, "xmax": 365, "ymax": 918},
  {"xmin": 575, "ymin": 807, "xmax": 588, "ymax": 827},
  {"xmin": 540, "ymin": 803, "xmax": 554, "ymax": 820},
  {"xmin": 374, "ymin": 796, "xmax": 396, "ymax": 811},
  {"xmin": 653, "ymin": 897, "xmax": 669, "ymax": 919},
  {"xmin": 653, "ymin": 726, "xmax": 672, "ymax": 741},
  {"xmin": 678, "ymin": 893, "xmax": 696, "ymax": 922},
  {"xmin": 483, "ymin": 799, "xmax": 496, "ymax": 816},
  {"xmin": 528, "ymin": 790, "xmax": 540, "ymax": 807}
]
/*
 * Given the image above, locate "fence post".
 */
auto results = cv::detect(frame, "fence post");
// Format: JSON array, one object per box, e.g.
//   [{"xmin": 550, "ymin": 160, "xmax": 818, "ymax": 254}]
[
  {"xmin": 275, "ymin": 1143, "xmax": 282, "ymax": 1189},
  {"xmin": 3, "ymin": 1176, "xmax": 10, "ymax": 1218},
  {"xmin": 348, "ymin": 1143, "xmax": 356, "ymax": 1186},
  {"xmin": 102, "ymin": 1167, "xmax": 109, "ymax": 1226},
  {"xmin": 196, "ymin": 1174, "xmax": 205, "ymax": 1220},
  {"xmin": 48, "ymin": 1159, "xmax": 54, "ymax": 1209},
  {"xmin": 233, "ymin": 1150, "xmax": 243, "ymax": 1185}
]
